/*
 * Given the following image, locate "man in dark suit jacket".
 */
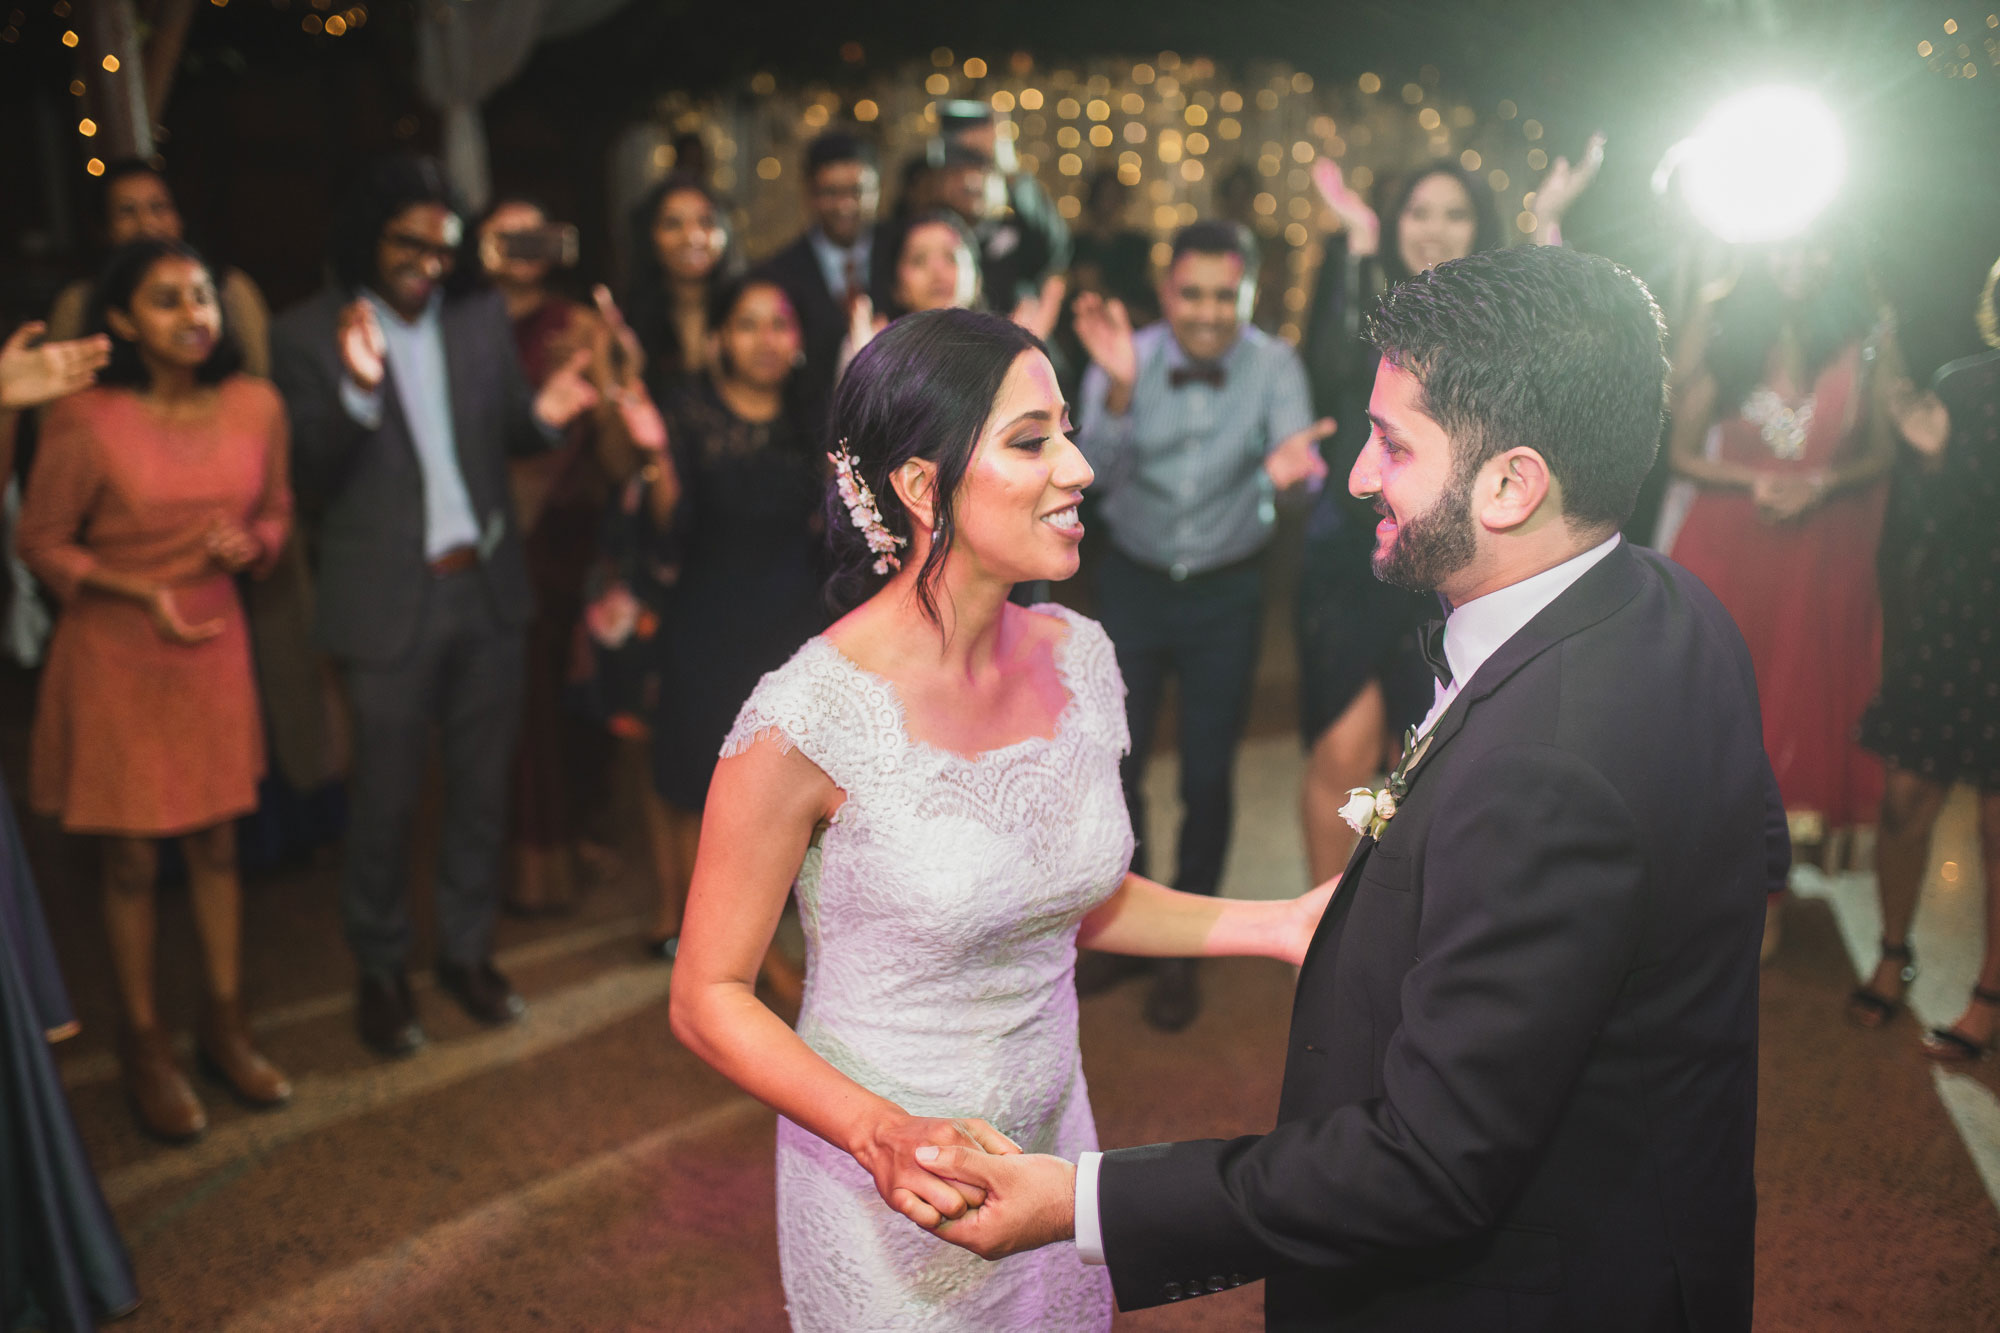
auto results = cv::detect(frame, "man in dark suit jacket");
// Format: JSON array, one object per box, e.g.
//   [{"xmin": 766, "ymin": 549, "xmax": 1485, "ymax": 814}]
[
  {"xmin": 271, "ymin": 157, "xmax": 597, "ymax": 1058},
  {"xmin": 919, "ymin": 245, "xmax": 1786, "ymax": 1331},
  {"xmin": 759, "ymin": 130, "xmax": 880, "ymax": 437}
]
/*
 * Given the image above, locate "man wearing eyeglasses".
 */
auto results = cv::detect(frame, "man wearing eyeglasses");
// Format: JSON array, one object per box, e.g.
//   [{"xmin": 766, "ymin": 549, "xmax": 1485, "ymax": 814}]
[
  {"xmin": 271, "ymin": 156, "xmax": 599, "ymax": 1060},
  {"xmin": 759, "ymin": 130, "xmax": 882, "ymax": 433}
]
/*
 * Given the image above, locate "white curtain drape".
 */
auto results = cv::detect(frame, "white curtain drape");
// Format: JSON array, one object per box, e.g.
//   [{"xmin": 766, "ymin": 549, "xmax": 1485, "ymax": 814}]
[{"xmin": 415, "ymin": 0, "xmax": 632, "ymax": 211}]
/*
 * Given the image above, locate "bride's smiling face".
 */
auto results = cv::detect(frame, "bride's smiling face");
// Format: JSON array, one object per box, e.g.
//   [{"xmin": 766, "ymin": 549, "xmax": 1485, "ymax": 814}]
[{"xmin": 948, "ymin": 350, "xmax": 1093, "ymax": 585}]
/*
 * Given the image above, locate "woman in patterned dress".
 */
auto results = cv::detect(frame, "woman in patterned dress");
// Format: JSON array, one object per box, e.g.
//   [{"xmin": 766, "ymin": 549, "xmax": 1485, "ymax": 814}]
[
  {"xmin": 668, "ymin": 309, "xmax": 1331, "ymax": 1329},
  {"xmin": 1846, "ymin": 263, "xmax": 2000, "ymax": 1058}
]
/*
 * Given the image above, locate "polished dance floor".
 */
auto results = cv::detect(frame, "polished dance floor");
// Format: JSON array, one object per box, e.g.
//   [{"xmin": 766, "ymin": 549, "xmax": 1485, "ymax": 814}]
[{"xmin": 27, "ymin": 727, "xmax": 2000, "ymax": 1331}]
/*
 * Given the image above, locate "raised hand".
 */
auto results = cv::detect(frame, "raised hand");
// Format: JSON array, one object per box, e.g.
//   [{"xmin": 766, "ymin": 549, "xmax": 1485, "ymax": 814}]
[
  {"xmin": 1534, "ymin": 131, "xmax": 1607, "ymax": 237},
  {"xmin": 1312, "ymin": 159, "xmax": 1380, "ymax": 258},
  {"xmin": 848, "ymin": 293, "xmax": 888, "ymax": 358},
  {"xmin": 913, "ymin": 1145, "xmax": 1077, "ymax": 1261},
  {"xmin": 1010, "ymin": 274, "xmax": 1067, "ymax": 342},
  {"xmin": 148, "ymin": 586, "xmax": 226, "ymax": 645},
  {"xmin": 1265, "ymin": 417, "xmax": 1336, "ymax": 491},
  {"xmin": 204, "ymin": 517, "xmax": 262, "ymax": 573},
  {"xmin": 1071, "ymin": 292, "xmax": 1137, "ymax": 387},
  {"xmin": 336, "ymin": 299, "xmax": 387, "ymax": 391},
  {"xmin": 856, "ymin": 1114, "xmax": 1023, "ymax": 1232},
  {"xmin": 591, "ymin": 284, "xmax": 647, "ymax": 387},
  {"xmin": 0, "ymin": 323, "xmax": 111, "ymax": 409},
  {"xmin": 533, "ymin": 347, "xmax": 601, "ymax": 430},
  {"xmin": 1889, "ymin": 383, "xmax": 1949, "ymax": 458}
]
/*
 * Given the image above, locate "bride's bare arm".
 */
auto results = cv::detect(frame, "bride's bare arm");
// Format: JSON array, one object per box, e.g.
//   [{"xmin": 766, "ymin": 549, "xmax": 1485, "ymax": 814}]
[
  {"xmin": 1076, "ymin": 874, "xmax": 1336, "ymax": 968},
  {"xmin": 669, "ymin": 734, "xmax": 1018, "ymax": 1228}
]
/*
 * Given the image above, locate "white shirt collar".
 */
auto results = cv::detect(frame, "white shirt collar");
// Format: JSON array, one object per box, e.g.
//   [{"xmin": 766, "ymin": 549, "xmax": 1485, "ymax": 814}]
[{"xmin": 1441, "ymin": 533, "xmax": 1623, "ymax": 690}]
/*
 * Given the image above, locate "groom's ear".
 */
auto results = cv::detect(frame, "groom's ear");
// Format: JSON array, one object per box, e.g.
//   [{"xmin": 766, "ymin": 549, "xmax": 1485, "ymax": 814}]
[{"xmin": 1477, "ymin": 446, "xmax": 1554, "ymax": 533}]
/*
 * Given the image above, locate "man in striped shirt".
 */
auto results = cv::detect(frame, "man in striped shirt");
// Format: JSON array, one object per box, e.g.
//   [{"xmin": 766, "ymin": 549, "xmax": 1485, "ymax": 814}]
[{"xmin": 1074, "ymin": 220, "xmax": 1335, "ymax": 1030}]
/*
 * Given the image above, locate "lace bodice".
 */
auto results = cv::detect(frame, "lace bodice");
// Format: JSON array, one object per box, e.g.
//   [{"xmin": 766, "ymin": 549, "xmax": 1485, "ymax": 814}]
[{"xmin": 722, "ymin": 603, "xmax": 1130, "ymax": 1330}]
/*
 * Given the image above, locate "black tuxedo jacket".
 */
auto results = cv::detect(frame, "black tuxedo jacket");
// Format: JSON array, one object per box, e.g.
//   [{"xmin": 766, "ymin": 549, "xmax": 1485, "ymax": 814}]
[
  {"xmin": 270, "ymin": 285, "xmax": 547, "ymax": 665},
  {"xmin": 1099, "ymin": 542, "xmax": 1786, "ymax": 1332},
  {"xmin": 758, "ymin": 227, "xmax": 890, "ymax": 438}
]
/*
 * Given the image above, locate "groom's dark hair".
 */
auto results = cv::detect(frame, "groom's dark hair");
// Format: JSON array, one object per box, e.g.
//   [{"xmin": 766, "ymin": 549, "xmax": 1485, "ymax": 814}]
[{"xmin": 1366, "ymin": 244, "xmax": 1669, "ymax": 528}]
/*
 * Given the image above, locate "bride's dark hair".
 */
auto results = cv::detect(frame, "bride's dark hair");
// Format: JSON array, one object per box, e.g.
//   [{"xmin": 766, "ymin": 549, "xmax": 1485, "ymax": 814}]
[{"xmin": 823, "ymin": 307, "xmax": 1045, "ymax": 622}]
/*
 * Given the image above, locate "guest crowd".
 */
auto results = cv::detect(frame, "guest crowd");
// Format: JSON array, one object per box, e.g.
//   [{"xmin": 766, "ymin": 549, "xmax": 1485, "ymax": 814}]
[{"xmin": 4, "ymin": 95, "xmax": 1998, "ymax": 1333}]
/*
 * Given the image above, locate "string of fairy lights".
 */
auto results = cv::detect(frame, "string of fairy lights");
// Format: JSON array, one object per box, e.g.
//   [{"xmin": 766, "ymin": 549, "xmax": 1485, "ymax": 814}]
[{"xmin": 649, "ymin": 48, "xmax": 1568, "ymax": 344}]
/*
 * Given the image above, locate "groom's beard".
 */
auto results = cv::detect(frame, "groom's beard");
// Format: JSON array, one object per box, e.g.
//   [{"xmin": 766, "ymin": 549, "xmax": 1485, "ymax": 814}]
[{"xmin": 1371, "ymin": 476, "xmax": 1476, "ymax": 592}]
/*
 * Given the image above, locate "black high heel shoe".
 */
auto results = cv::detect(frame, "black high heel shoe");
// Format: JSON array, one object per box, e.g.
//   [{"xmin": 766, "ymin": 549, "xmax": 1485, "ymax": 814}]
[
  {"xmin": 1846, "ymin": 939, "xmax": 1915, "ymax": 1028},
  {"xmin": 1922, "ymin": 986, "xmax": 2000, "ymax": 1062}
]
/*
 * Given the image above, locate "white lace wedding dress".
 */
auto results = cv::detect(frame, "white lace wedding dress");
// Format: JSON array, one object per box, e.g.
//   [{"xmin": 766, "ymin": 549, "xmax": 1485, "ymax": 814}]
[{"xmin": 721, "ymin": 604, "xmax": 1131, "ymax": 1331}]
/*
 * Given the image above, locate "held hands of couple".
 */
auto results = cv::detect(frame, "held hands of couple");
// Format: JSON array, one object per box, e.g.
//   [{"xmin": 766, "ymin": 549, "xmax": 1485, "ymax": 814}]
[
  {"xmin": 911, "ymin": 1145, "xmax": 1079, "ymax": 1261},
  {"xmin": 857, "ymin": 1115, "xmax": 1023, "ymax": 1231}
]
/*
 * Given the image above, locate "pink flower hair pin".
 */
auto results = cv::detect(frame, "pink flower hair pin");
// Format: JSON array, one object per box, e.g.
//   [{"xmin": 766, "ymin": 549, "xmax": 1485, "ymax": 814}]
[{"xmin": 829, "ymin": 440, "xmax": 909, "ymax": 575}]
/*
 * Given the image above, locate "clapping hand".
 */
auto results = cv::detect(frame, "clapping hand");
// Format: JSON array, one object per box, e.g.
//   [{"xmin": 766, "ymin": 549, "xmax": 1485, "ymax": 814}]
[
  {"xmin": 1265, "ymin": 418, "xmax": 1336, "ymax": 491},
  {"xmin": 911, "ymin": 1145, "xmax": 1078, "ymax": 1261},
  {"xmin": 1071, "ymin": 292, "xmax": 1137, "ymax": 388},
  {"xmin": 0, "ymin": 323, "xmax": 111, "ymax": 409},
  {"xmin": 856, "ymin": 1114, "xmax": 1024, "ymax": 1231},
  {"xmin": 848, "ymin": 293, "xmax": 889, "ymax": 359},
  {"xmin": 1311, "ymin": 159, "xmax": 1380, "ymax": 258},
  {"xmin": 1010, "ymin": 274, "xmax": 1068, "ymax": 342},
  {"xmin": 1889, "ymin": 382, "xmax": 1949, "ymax": 458},
  {"xmin": 1534, "ymin": 132, "xmax": 1607, "ymax": 236},
  {"xmin": 592, "ymin": 284, "xmax": 648, "ymax": 386},
  {"xmin": 147, "ymin": 586, "xmax": 225, "ymax": 645},
  {"xmin": 204, "ymin": 517, "xmax": 262, "ymax": 573},
  {"xmin": 336, "ymin": 299, "xmax": 387, "ymax": 391},
  {"xmin": 533, "ymin": 348, "xmax": 601, "ymax": 430}
]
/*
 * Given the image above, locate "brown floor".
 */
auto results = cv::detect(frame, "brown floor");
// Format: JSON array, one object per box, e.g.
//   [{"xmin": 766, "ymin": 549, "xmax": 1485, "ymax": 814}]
[{"xmin": 15, "ymin": 620, "xmax": 2000, "ymax": 1331}]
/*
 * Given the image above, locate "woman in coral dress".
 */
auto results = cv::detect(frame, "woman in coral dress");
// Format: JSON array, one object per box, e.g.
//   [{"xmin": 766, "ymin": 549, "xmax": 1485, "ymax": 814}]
[
  {"xmin": 1665, "ymin": 243, "xmax": 1893, "ymax": 952},
  {"xmin": 19, "ymin": 239, "xmax": 294, "ymax": 1143}
]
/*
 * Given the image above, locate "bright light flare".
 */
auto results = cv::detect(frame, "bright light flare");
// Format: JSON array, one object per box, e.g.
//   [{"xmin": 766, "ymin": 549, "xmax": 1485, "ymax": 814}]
[{"xmin": 1666, "ymin": 86, "xmax": 1845, "ymax": 244}]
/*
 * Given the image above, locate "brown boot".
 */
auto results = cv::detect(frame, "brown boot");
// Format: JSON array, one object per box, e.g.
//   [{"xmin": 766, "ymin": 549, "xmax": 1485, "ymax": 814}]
[
  {"xmin": 197, "ymin": 995, "xmax": 292, "ymax": 1108},
  {"xmin": 117, "ymin": 1023, "xmax": 207, "ymax": 1142}
]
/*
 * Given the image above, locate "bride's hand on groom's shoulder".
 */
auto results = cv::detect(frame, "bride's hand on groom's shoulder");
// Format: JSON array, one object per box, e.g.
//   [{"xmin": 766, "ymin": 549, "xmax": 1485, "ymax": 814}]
[
  {"xmin": 913, "ymin": 1147, "xmax": 1078, "ymax": 1261},
  {"xmin": 854, "ymin": 1114, "xmax": 1021, "ymax": 1231}
]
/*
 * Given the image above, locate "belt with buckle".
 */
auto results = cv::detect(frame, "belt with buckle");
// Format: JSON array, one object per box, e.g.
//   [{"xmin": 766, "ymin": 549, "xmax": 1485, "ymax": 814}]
[{"xmin": 427, "ymin": 544, "xmax": 479, "ymax": 578}]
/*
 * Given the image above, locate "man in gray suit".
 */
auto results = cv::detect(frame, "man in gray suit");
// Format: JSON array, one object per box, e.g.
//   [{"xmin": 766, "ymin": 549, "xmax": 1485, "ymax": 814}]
[{"xmin": 271, "ymin": 157, "xmax": 598, "ymax": 1057}]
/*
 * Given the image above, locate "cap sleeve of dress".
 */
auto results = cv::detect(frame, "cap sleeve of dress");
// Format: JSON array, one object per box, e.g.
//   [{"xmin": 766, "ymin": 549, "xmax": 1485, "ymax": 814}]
[
  {"xmin": 720, "ymin": 637, "xmax": 907, "ymax": 800},
  {"xmin": 1037, "ymin": 604, "xmax": 1130, "ymax": 758}
]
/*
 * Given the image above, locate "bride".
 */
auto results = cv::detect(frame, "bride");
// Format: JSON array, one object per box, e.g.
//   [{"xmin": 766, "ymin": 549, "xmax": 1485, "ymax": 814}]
[{"xmin": 669, "ymin": 308, "xmax": 1331, "ymax": 1330}]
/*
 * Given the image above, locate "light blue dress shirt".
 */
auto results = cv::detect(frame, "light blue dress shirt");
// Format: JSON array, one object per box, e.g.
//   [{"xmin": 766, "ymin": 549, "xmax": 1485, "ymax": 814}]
[
  {"xmin": 1076, "ymin": 322, "xmax": 1315, "ymax": 577},
  {"xmin": 337, "ymin": 291, "xmax": 483, "ymax": 560}
]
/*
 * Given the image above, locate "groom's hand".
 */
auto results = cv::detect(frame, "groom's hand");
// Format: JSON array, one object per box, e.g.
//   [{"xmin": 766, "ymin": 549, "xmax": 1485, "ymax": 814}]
[
  {"xmin": 857, "ymin": 1116, "xmax": 1022, "ymax": 1232},
  {"xmin": 914, "ymin": 1146, "xmax": 1077, "ymax": 1260}
]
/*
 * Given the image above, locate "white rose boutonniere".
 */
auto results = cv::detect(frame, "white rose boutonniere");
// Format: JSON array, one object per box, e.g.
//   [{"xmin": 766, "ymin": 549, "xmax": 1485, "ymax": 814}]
[{"xmin": 1339, "ymin": 724, "xmax": 1436, "ymax": 841}]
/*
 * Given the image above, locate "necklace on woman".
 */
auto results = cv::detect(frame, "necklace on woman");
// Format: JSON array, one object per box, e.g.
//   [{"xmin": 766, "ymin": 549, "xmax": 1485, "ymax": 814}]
[{"xmin": 1740, "ymin": 387, "xmax": 1814, "ymax": 460}]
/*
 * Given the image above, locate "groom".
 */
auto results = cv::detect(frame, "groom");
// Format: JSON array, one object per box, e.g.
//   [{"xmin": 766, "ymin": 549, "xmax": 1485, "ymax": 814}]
[{"xmin": 917, "ymin": 245, "xmax": 1786, "ymax": 1331}]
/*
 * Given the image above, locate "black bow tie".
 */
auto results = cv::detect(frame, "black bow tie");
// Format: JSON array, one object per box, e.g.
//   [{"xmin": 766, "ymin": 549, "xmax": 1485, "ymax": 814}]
[
  {"xmin": 1418, "ymin": 618, "xmax": 1453, "ymax": 687},
  {"xmin": 1168, "ymin": 363, "xmax": 1227, "ymax": 390}
]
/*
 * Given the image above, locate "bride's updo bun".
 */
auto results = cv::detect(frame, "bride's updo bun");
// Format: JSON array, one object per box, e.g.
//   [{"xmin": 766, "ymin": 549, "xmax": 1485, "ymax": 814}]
[{"xmin": 822, "ymin": 307, "xmax": 1046, "ymax": 621}]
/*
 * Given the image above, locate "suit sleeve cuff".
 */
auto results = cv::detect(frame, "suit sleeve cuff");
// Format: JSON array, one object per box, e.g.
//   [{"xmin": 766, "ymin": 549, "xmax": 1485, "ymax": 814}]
[
  {"xmin": 339, "ymin": 376, "xmax": 384, "ymax": 429},
  {"xmin": 1074, "ymin": 1150, "xmax": 1106, "ymax": 1265}
]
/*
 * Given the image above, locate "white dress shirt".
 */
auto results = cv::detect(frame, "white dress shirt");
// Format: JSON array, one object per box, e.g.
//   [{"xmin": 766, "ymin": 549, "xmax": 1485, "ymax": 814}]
[{"xmin": 1072, "ymin": 531, "xmax": 1625, "ymax": 1267}]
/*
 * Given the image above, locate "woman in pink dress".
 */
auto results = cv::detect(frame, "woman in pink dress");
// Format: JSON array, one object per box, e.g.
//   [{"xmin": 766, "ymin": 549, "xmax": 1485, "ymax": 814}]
[
  {"xmin": 19, "ymin": 238, "xmax": 294, "ymax": 1143},
  {"xmin": 1665, "ymin": 242, "xmax": 1894, "ymax": 956}
]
